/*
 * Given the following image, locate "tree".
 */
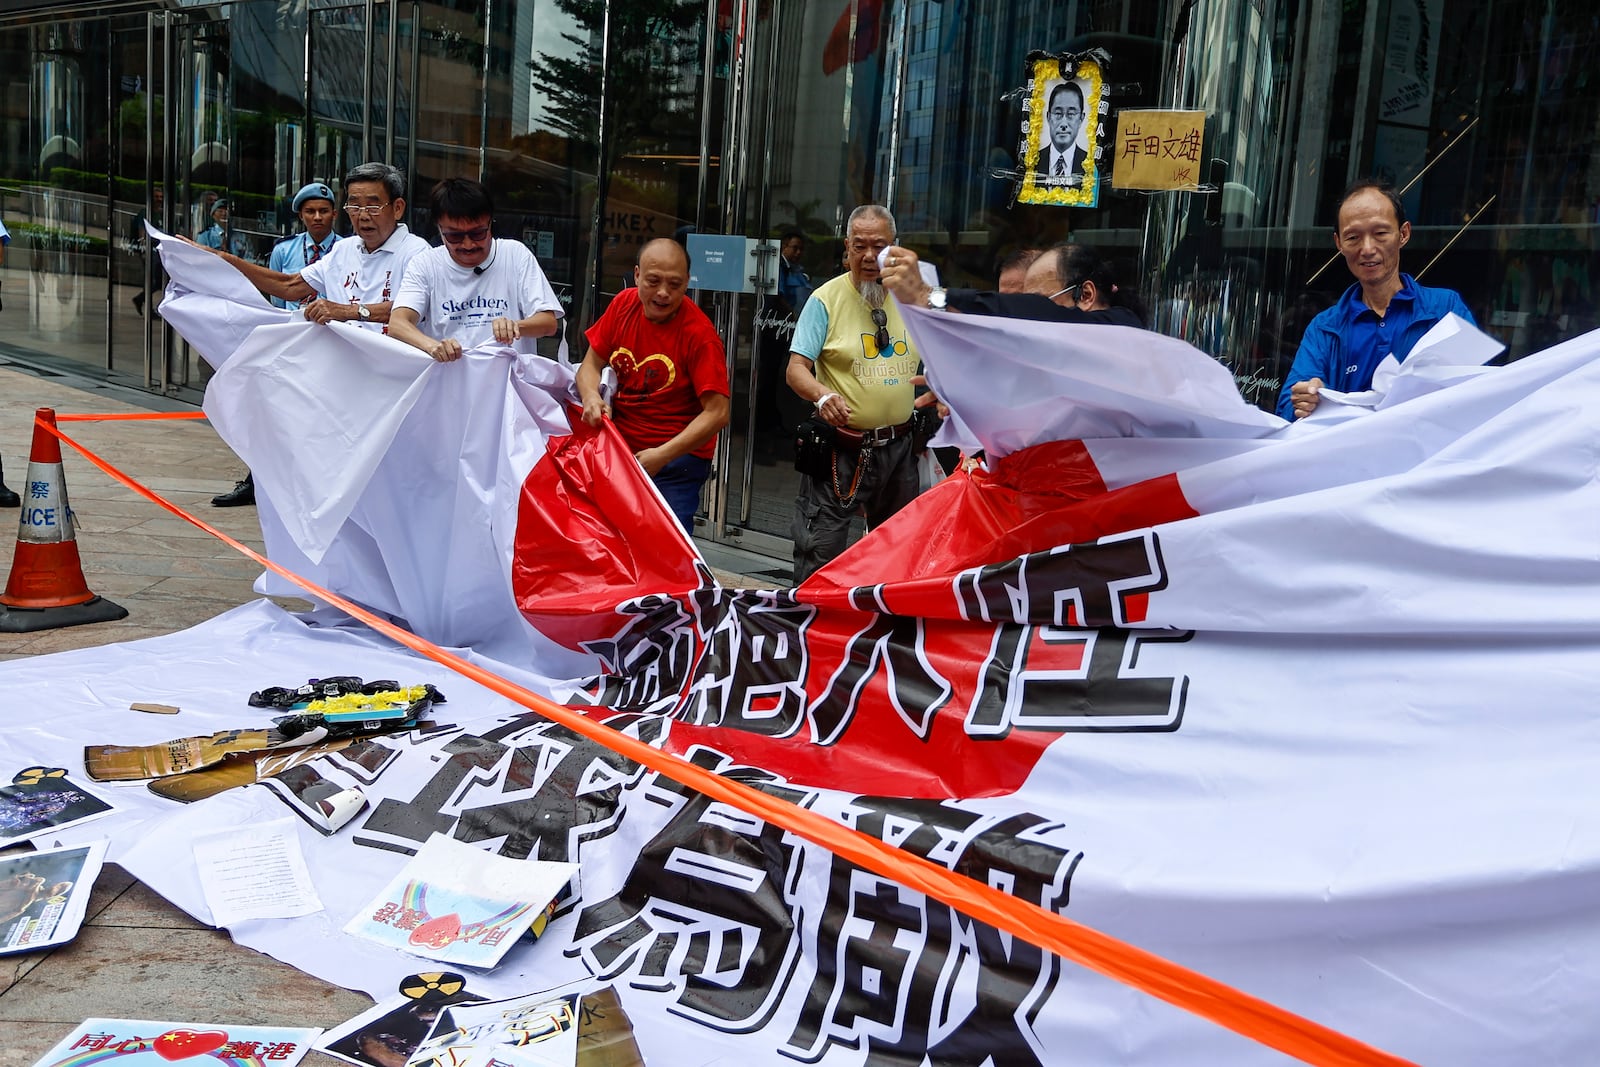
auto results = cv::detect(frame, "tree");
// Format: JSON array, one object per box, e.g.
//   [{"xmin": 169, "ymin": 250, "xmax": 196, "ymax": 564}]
[
  {"xmin": 527, "ymin": 0, "xmax": 705, "ymax": 325},
  {"xmin": 527, "ymin": 0, "xmax": 703, "ymax": 153}
]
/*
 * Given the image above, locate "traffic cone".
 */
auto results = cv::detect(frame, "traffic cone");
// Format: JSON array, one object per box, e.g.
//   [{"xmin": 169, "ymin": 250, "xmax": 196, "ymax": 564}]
[{"xmin": 0, "ymin": 408, "xmax": 129, "ymax": 633}]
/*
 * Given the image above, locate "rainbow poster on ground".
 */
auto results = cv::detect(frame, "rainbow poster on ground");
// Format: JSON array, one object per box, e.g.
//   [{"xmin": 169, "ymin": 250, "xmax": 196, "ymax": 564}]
[
  {"xmin": 344, "ymin": 833, "xmax": 578, "ymax": 969},
  {"xmin": 29, "ymin": 1020, "xmax": 321, "ymax": 1067}
]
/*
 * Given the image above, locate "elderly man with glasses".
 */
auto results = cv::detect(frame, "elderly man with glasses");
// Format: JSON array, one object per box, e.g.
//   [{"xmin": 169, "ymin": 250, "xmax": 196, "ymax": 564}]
[
  {"xmin": 190, "ymin": 163, "xmax": 430, "ymax": 511},
  {"xmin": 784, "ymin": 204, "xmax": 927, "ymax": 585},
  {"xmin": 388, "ymin": 178, "xmax": 562, "ymax": 362},
  {"xmin": 199, "ymin": 162, "xmax": 429, "ymax": 332}
]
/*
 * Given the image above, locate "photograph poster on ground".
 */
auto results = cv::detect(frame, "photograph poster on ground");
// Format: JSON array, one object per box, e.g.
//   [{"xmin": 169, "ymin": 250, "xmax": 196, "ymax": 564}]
[
  {"xmin": 0, "ymin": 766, "xmax": 114, "ymax": 846},
  {"xmin": 406, "ymin": 990, "xmax": 582, "ymax": 1067},
  {"xmin": 345, "ymin": 832, "xmax": 580, "ymax": 969},
  {"xmin": 318, "ymin": 971, "xmax": 486, "ymax": 1067},
  {"xmin": 0, "ymin": 840, "xmax": 106, "ymax": 955},
  {"xmin": 27, "ymin": 1019, "xmax": 322, "ymax": 1066},
  {"xmin": 1017, "ymin": 54, "xmax": 1105, "ymax": 208}
]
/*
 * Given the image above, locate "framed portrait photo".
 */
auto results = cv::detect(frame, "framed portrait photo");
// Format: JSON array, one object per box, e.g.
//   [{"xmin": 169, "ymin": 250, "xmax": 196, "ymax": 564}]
[{"xmin": 1018, "ymin": 56, "xmax": 1105, "ymax": 208}]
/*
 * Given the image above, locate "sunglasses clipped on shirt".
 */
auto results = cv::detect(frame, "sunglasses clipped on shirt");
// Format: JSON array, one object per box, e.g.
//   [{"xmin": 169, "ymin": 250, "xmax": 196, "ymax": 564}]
[{"xmin": 870, "ymin": 307, "xmax": 891, "ymax": 352}]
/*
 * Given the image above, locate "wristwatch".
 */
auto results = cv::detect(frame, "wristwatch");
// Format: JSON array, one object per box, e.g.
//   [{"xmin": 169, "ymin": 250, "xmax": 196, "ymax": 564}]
[
  {"xmin": 356, "ymin": 303, "xmax": 371, "ymax": 321},
  {"xmin": 926, "ymin": 287, "xmax": 948, "ymax": 310}
]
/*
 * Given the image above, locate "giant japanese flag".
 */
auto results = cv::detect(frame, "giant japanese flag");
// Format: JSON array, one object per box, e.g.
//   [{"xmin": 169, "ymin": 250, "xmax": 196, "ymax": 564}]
[{"xmin": 15, "ymin": 237, "xmax": 1600, "ymax": 1066}]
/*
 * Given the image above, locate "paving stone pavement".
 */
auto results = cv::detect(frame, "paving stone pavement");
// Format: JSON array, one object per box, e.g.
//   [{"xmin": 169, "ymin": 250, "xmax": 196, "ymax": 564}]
[
  {"xmin": 0, "ymin": 359, "xmax": 784, "ymax": 1064},
  {"xmin": 0, "ymin": 363, "xmax": 307, "ymax": 661},
  {"xmin": 0, "ymin": 361, "xmax": 384, "ymax": 1063},
  {"xmin": 0, "ymin": 361, "xmax": 371, "ymax": 1063}
]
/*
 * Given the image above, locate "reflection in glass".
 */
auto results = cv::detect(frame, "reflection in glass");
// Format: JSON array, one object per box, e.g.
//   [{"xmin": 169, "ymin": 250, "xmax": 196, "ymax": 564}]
[{"xmin": 527, "ymin": 0, "xmax": 706, "ymax": 328}]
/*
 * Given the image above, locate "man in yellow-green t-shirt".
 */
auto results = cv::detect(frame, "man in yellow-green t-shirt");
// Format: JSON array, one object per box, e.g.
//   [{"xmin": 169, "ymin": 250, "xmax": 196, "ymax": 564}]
[{"xmin": 785, "ymin": 204, "xmax": 925, "ymax": 584}]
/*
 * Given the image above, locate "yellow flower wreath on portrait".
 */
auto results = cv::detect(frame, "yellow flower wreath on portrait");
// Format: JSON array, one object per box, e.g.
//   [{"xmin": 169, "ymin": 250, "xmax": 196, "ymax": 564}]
[{"xmin": 1019, "ymin": 56, "xmax": 1104, "ymax": 208}]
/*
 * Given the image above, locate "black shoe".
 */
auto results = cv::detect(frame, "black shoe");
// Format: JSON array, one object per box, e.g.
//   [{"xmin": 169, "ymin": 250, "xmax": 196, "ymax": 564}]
[
  {"xmin": 0, "ymin": 455, "xmax": 18, "ymax": 508},
  {"xmin": 212, "ymin": 473, "xmax": 255, "ymax": 507}
]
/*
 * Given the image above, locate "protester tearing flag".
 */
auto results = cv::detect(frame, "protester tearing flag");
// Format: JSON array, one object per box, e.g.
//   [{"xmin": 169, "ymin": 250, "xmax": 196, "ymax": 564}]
[{"xmin": 64, "ymin": 238, "xmax": 1600, "ymax": 1065}]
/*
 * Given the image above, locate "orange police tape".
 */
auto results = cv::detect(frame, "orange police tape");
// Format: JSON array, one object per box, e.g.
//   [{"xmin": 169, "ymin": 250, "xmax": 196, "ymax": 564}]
[
  {"xmin": 37, "ymin": 411, "xmax": 1418, "ymax": 1067},
  {"xmin": 53, "ymin": 411, "xmax": 211, "ymax": 422}
]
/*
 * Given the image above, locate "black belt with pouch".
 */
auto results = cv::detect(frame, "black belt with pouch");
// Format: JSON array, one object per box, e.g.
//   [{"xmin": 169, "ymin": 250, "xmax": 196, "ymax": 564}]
[{"xmin": 795, "ymin": 412, "xmax": 933, "ymax": 478}]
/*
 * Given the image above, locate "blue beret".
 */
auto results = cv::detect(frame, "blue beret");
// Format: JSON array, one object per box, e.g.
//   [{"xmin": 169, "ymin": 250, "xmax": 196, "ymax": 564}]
[{"xmin": 292, "ymin": 182, "xmax": 335, "ymax": 212}]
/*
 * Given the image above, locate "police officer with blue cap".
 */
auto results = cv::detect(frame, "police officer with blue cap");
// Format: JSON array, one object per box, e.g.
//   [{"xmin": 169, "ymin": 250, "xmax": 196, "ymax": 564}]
[{"xmin": 265, "ymin": 182, "xmax": 343, "ymax": 311}]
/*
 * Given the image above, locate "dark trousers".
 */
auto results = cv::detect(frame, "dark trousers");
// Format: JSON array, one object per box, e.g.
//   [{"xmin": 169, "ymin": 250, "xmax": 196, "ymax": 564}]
[
  {"xmin": 654, "ymin": 453, "xmax": 712, "ymax": 533},
  {"xmin": 791, "ymin": 435, "xmax": 919, "ymax": 584}
]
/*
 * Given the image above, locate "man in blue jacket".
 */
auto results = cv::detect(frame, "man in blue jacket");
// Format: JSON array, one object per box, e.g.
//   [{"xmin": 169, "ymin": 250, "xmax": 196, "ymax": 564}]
[{"xmin": 1276, "ymin": 180, "xmax": 1474, "ymax": 420}]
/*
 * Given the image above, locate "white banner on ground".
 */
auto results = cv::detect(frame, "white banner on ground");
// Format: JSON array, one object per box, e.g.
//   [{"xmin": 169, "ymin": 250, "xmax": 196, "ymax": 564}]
[{"xmin": 11, "ymin": 264, "xmax": 1600, "ymax": 1065}]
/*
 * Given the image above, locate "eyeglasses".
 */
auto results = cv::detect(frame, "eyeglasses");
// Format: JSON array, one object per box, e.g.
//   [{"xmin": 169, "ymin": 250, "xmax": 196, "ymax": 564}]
[
  {"xmin": 1047, "ymin": 283, "xmax": 1081, "ymax": 303},
  {"xmin": 439, "ymin": 225, "xmax": 491, "ymax": 245},
  {"xmin": 344, "ymin": 202, "xmax": 392, "ymax": 218},
  {"xmin": 870, "ymin": 307, "xmax": 891, "ymax": 352}
]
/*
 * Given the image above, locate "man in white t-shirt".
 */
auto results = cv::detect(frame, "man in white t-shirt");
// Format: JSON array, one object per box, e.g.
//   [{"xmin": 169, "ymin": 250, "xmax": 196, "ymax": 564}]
[
  {"xmin": 189, "ymin": 163, "xmax": 430, "ymax": 509},
  {"xmin": 389, "ymin": 178, "xmax": 563, "ymax": 361},
  {"xmin": 194, "ymin": 162, "xmax": 429, "ymax": 332}
]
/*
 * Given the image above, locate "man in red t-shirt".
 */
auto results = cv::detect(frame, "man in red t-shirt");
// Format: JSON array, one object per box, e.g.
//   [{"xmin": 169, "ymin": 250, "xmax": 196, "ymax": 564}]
[{"xmin": 577, "ymin": 238, "xmax": 731, "ymax": 531}]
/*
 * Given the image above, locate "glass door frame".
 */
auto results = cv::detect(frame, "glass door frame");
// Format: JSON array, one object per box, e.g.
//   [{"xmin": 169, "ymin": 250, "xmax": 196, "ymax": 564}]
[
  {"xmin": 142, "ymin": 7, "xmax": 233, "ymax": 399},
  {"xmin": 700, "ymin": 0, "xmax": 797, "ymax": 561},
  {"xmin": 137, "ymin": 2, "xmax": 420, "ymax": 399}
]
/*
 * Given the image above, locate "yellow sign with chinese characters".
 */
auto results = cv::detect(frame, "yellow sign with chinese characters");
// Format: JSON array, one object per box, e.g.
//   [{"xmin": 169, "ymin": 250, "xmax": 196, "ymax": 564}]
[{"xmin": 1111, "ymin": 110, "xmax": 1206, "ymax": 191}]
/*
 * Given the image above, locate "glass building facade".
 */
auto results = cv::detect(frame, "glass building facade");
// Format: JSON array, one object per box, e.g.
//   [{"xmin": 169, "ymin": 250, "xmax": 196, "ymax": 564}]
[{"xmin": 0, "ymin": 0, "xmax": 1595, "ymax": 556}]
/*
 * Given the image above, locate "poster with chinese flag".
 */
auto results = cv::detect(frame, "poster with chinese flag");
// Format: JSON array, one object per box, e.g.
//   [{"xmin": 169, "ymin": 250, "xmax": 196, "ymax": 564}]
[{"xmin": 29, "ymin": 1020, "xmax": 320, "ymax": 1066}]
